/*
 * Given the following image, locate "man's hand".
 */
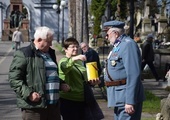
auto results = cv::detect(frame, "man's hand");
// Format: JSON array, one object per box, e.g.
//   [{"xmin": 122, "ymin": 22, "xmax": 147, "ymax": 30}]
[
  {"xmin": 125, "ymin": 104, "xmax": 135, "ymax": 114},
  {"xmin": 142, "ymin": 59, "xmax": 145, "ymax": 62},
  {"xmin": 29, "ymin": 92, "xmax": 41, "ymax": 102}
]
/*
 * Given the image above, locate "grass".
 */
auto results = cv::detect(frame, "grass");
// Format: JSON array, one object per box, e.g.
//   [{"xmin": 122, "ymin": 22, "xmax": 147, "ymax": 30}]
[
  {"xmin": 142, "ymin": 90, "xmax": 161, "ymax": 114},
  {"xmin": 141, "ymin": 118, "xmax": 155, "ymax": 120}
]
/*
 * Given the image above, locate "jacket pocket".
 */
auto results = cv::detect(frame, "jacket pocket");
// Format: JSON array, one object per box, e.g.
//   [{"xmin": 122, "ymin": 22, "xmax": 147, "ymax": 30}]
[{"xmin": 115, "ymin": 85, "xmax": 126, "ymax": 105}]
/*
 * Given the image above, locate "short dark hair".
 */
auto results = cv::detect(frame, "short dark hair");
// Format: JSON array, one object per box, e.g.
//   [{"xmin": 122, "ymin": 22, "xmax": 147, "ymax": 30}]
[{"xmin": 63, "ymin": 37, "xmax": 79, "ymax": 49}]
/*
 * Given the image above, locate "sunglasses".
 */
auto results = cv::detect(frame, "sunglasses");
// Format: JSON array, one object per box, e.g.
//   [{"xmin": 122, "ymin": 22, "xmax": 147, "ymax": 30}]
[
  {"xmin": 106, "ymin": 30, "xmax": 118, "ymax": 38},
  {"xmin": 105, "ymin": 34, "xmax": 109, "ymax": 38}
]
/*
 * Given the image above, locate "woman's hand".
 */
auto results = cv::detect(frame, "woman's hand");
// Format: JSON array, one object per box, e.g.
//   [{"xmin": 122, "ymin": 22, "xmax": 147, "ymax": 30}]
[
  {"xmin": 60, "ymin": 83, "xmax": 71, "ymax": 92},
  {"xmin": 72, "ymin": 55, "xmax": 86, "ymax": 61},
  {"xmin": 88, "ymin": 78, "xmax": 101, "ymax": 85}
]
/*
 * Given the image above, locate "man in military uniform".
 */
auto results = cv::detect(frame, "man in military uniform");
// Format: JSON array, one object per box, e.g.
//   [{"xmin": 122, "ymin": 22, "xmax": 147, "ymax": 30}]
[{"xmin": 104, "ymin": 20, "xmax": 145, "ymax": 120}]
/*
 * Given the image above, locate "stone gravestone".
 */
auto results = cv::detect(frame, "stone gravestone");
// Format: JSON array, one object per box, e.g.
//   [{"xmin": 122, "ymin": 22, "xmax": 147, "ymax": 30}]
[
  {"xmin": 141, "ymin": 0, "xmax": 152, "ymax": 40},
  {"xmin": 160, "ymin": 93, "xmax": 170, "ymax": 120},
  {"xmin": 143, "ymin": 1, "xmax": 150, "ymax": 18},
  {"xmin": 158, "ymin": 71, "xmax": 170, "ymax": 120},
  {"xmin": 165, "ymin": 70, "xmax": 170, "ymax": 86},
  {"xmin": 157, "ymin": 0, "xmax": 167, "ymax": 34}
]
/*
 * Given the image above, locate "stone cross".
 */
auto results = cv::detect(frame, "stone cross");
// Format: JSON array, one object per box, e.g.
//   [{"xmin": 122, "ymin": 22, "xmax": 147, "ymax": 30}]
[
  {"xmin": 144, "ymin": 0, "xmax": 150, "ymax": 18},
  {"xmin": 161, "ymin": 0, "xmax": 166, "ymax": 16}
]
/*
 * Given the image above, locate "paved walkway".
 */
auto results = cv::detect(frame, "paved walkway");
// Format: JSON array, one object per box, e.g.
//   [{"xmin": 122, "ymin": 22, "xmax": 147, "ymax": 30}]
[{"xmin": 52, "ymin": 41, "xmax": 170, "ymax": 120}]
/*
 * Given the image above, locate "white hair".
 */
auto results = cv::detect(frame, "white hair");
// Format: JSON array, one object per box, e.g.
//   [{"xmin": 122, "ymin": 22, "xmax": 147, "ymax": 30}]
[
  {"xmin": 16, "ymin": 27, "xmax": 19, "ymax": 30},
  {"xmin": 109, "ymin": 27, "xmax": 124, "ymax": 35},
  {"xmin": 80, "ymin": 42, "xmax": 88, "ymax": 46},
  {"xmin": 34, "ymin": 26, "xmax": 54, "ymax": 40}
]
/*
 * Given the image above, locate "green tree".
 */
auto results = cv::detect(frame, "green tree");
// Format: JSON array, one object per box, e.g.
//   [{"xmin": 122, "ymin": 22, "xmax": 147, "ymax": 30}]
[
  {"xmin": 90, "ymin": 0, "xmax": 106, "ymax": 35},
  {"xmin": 57, "ymin": 0, "xmax": 60, "ymax": 5},
  {"xmin": 90, "ymin": 0, "xmax": 144, "ymax": 36},
  {"xmin": 119, "ymin": 0, "xmax": 127, "ymax": 20},
  {"xmin": 110, "ymin": 0, "xmax": 117, "ymax": 19},
  {"xmin": 90, "ymin": 0, "xmax": 129, "ymax": 35}
]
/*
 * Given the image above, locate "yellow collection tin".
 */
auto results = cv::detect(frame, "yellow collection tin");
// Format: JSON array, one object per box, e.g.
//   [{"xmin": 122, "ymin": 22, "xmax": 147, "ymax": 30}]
[{"xmin": 86, "ymin": 62, "xmax": 98, "ymax": 80}]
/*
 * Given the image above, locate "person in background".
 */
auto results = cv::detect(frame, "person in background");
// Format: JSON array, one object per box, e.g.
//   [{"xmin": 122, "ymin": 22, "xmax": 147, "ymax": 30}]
[
  {"xmin": 104, "ymin": 20, "xmax": 145, "ymax": 120},
  {"xmin": 58, "ymin": 37, "xmax": 101, "ymax": 120},
  {"xmin": 9, "ymin": 26, "xmax": 68, "ymax": 120},
  {"xmin": 141, "ymin": 34, "xmax": 161, "ymax": 81},
  {"xmin": 12, "ymin": 27, "xmax": 24, "ymax": 50},
  {"xmin": 80, "ymin": 42, "xmax": 102, "ymax": 76}
]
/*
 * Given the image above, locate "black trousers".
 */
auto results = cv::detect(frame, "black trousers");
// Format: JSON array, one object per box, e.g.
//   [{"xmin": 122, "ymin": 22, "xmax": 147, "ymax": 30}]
[
  {"xmin": 60, "ymin": 98, "xmax": 85, "ymax": 120},
  {"xmin": 22, "ymin": 103, "xmax": 61, "ymax": 120},
  {"xmin": 141, "ymin": 61, "xmax": 159, "ymax": 80}
]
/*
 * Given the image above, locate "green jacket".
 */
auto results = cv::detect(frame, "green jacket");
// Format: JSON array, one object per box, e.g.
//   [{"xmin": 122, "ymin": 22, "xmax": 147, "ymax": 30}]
[
  {"xmin": 59, "ymin": 57, "xmax": 87, "ymax": 101},
  {"xmin": 8, "ymin": 42, "xmax": 57, "ymax": 108}
]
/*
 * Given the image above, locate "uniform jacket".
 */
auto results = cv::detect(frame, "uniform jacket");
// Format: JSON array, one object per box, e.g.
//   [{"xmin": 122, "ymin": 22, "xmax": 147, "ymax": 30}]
[
  {"xmin": 104, "ymin": 34, "xmax": 145, "ymax": 107},
  {"xmin": 142, "ymin": 40, "xmax": 154, "ymax": 62},
  {"xmin": 8, "ymin": 42, "xmax": 58, "ymax": 108}
]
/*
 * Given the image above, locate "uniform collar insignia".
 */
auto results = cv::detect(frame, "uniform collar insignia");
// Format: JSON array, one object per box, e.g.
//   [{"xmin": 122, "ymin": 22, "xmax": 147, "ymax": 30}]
[
  {"xmin": 113, "ymin": 46, "xmax": 120, "ymax": 52},
  {"xmin": 113, "ymin": 34, "xmax": 126, "ymax": 52}
]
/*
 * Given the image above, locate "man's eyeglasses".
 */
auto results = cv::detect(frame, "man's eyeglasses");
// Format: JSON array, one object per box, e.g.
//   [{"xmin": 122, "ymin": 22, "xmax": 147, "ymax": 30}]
[{"xmin": 81, "ymin": 45, "xmax": 87, "ymax": 49}]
